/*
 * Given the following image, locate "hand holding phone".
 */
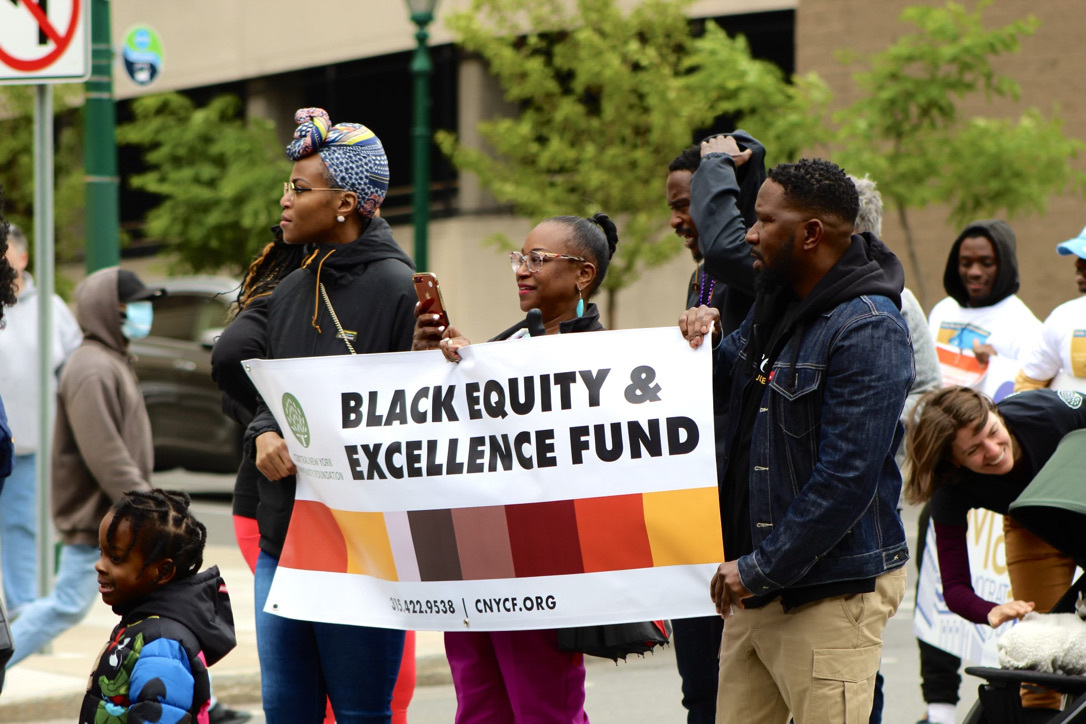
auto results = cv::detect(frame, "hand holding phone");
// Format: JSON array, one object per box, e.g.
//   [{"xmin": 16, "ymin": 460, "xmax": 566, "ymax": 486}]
[{"xmin": 413, "ymin": 272, "xmax": 450, "ymax": 328}]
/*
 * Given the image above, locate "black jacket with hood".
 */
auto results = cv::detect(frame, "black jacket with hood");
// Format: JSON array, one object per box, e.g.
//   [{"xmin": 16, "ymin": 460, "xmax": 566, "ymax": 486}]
[
  {"xmin": 721, "ymin": 231, "xmax": 909, "ymax": 608},
  {"xmin": 211, "ymin": 293, "xmax": 271, "ymax": 521},
  {"xmin": 490, "ymin": 302, "xmax": 604, "ymax": 340},
  {"xmin": 690, "ymin": 129, "xmax": 765, "ymax": 336},
  {"xmin": 245, "ymin": 217, "xmax": 416, "ymax": 556},
  {"xmin": 941, "ymin": 219, "xmax": 1020, "ymax": 308},
  {"xmin": 80, "ymin": 566, "xmax": 236, "ymax": 723}
]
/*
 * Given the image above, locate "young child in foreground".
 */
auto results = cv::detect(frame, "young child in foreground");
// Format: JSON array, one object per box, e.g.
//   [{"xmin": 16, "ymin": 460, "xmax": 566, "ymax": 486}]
[{"xmin": 81, "ymin": 489, "xmax": 236, "ymax": 724}]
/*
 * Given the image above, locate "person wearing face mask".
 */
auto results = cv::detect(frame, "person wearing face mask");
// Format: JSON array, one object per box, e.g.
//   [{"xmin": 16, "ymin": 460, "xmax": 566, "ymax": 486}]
[{"xmin": 6, "ymin": 267, "xmax": 164, "ymax": 668}]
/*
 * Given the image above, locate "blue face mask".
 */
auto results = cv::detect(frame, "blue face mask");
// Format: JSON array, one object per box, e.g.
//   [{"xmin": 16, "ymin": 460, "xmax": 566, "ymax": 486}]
[{"xmin": 121, "ymin": 301, "xmax": 154, "ymax": 340}]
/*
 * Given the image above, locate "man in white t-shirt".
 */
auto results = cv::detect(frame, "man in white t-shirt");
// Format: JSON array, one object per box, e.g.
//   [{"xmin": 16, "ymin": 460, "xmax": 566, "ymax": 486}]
[
  {"xmin": 927, "ymin": 219, "xmax": 1041, "ymax": 391},
  {"xmin": 1015, "ymin": 225, "xmax": 1086, "ymax": 392},
  {"xmin": 0, "ymin": 225, "xmax": 82, "ymax": 615}
]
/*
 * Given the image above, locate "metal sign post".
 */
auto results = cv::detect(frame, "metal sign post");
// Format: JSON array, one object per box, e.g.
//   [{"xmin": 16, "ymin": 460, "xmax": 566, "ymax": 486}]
[
  {"xmin": 1, "ymin": 0, "xmax": 89, "ymax": 603},
  {"xmin": 33, "ymin": 84, "xmax": 55, "ymax": 601}
]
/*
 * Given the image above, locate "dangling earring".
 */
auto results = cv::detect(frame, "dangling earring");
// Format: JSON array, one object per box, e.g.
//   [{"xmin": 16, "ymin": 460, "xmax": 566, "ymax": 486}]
[
  {"xmin": 336, "ymin": 215, "xmax": 346, "ymax": 223},
  {"xmin": 576, "ymin": 287, "xmax": 585, "ymax": 318}
]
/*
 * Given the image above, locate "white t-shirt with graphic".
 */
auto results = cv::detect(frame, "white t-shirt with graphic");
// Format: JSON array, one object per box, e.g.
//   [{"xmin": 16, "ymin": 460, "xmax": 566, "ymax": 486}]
[
  {"xmin": 927, "ymin": 294, "xmax": 1041, "ymax": 362},
  {"xmin": 1019, "ymin": 294, "xmax": 1086, "ymax": 382}
]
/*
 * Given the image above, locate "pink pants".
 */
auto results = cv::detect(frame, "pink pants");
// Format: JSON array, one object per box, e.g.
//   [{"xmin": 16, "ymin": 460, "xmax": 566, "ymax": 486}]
[{"xmin": 445, "ymin": 629, "xmax": 589, "ymax": 724}]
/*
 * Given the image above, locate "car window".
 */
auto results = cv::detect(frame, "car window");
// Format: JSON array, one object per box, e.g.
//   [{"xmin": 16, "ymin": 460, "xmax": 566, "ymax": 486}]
[
  {"xmin": 151, "ymin": 293, "xmax": 230, "ymax": 342},
  {"xmin": 195, "ymin": 296, "xmax": 231, "ymax": 337},
  {"xmin": 150, "ymin": 295, "xmax": 202, "ymax": 341}
]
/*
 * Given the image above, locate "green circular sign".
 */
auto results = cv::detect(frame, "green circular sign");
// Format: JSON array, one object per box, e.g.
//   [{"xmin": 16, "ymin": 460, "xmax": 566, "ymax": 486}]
[{"xmin": 282, "ymin": 393, "xmax": 311, "ymax": 449}]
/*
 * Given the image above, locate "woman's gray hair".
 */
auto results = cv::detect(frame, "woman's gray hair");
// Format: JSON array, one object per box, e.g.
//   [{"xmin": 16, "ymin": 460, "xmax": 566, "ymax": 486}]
[{"xmin": 850, "ymin": 174, "xmax": 883, "ymax": 238}]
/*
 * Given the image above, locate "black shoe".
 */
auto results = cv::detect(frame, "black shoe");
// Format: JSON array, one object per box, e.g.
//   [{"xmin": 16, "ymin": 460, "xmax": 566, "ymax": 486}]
[{"xmin": 208, "ymin": 704, "xmax": 253, "ymax": 724}]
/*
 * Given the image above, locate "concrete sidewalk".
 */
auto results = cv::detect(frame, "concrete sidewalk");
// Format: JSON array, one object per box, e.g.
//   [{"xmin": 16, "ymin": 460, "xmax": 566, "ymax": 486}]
[{"xmin": 0, "ymin": 543, "xmax": 452, "ymax": 722}]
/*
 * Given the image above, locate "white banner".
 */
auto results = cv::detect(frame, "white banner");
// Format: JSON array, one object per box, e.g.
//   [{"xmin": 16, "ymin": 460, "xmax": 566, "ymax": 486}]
[{"xmin": 244, "ymin": 327, "xmax": 722, "ymax": 630}]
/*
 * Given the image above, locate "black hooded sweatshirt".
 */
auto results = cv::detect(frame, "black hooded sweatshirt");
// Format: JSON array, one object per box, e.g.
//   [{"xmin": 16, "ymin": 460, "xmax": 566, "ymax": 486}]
[
  {"xmin": 723, "ymin": 232, "xmax": 905, "ymax": 609},
  {"xmin": 941, "ymin": 219, "xmax": 1020, "ymax": 308},
  {"xmin": 245, "ymin": 217, "xmax": 416, "ymax": 557},
  {"xmin": 81, "ymin": 566, "xmax": 236, "ymax": 722},
  {"xmin": 689, "ymin": 129, "xmax": 765, "ymax": 336}
]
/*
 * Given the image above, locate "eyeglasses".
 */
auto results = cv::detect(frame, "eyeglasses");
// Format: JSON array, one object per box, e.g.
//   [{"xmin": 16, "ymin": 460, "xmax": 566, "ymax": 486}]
[
  {"xmin": 283, "ymin": 181, "xmax": 343, "ymax": 200},
  {"xmin": 509, "ymin": 250, "xmax": 586, "ymax": 273}
]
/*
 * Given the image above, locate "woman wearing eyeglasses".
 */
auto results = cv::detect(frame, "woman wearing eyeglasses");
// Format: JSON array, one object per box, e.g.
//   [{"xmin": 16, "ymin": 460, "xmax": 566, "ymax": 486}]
[
  {"xmin": 413, "ymin": 213, "xmax": 619, "ymax": 724},
  {"xmin": 245, "ymin": 108, "xmax": 416, "ymax": 724}
]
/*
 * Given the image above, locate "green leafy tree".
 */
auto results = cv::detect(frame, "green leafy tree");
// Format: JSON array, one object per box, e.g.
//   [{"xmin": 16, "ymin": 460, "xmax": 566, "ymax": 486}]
[
  {"xmin": 0, "ymin": 85, "xmax": 87, "ymax": 265},
  {"xmin": 437, "ymin": 0, "xmax": 828, "ymax": 327},
  {"xmin": 117, "ymin": 93, "xmax": 288, "ymax": 275},
  {"xmin": 834, "ymin": 1, "xmax": 1085, "ymax": 306}
]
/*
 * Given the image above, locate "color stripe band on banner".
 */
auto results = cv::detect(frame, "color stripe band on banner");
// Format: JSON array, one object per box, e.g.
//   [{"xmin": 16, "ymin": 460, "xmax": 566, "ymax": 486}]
[{"xmin": 279, "ymin": 487, "xmax": 723, "ymax": 582}]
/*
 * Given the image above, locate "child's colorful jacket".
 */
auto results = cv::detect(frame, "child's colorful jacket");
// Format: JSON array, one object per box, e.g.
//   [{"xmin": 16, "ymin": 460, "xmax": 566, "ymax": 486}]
[{"xmin": 80, "ymin": 566, "xmax": 236, "ymax": 724}]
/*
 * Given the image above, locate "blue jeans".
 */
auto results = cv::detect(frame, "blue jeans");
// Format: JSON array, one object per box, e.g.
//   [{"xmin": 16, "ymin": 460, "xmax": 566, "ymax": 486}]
[
  {"xmin": 7, "ymin": 543, "xmax": 99, "ymax": 667},
  {"xmin": 255, "ymin": 551, "xmax": 404, "ymax": 724},
  {"xmin": 0, "ymin": 453, "xmax": 39, "ymax": 612}
]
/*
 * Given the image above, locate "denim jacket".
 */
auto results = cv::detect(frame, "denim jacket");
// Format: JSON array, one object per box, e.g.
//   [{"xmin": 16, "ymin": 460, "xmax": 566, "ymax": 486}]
[{"xmin": 715, "ymin": 293, "xmax": 913, "ymax": 598}]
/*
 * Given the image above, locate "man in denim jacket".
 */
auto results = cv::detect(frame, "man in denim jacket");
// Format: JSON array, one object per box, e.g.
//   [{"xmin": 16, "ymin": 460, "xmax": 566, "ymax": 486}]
[{"xmin": 680, "ymin": 156, "xmax": 912, "ymax": 723}]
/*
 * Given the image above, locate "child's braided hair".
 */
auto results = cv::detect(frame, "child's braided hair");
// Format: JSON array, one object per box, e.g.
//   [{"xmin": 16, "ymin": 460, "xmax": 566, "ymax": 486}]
[{"xmin": 107, "ymin": 489, "xmax": 207, "ymax": 580}]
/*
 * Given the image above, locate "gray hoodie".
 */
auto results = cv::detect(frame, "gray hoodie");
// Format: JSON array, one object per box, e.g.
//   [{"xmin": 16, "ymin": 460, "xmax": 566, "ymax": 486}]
[{"xmin": 52, "ymin": 268, "xmax": 152, "ymax": 546}]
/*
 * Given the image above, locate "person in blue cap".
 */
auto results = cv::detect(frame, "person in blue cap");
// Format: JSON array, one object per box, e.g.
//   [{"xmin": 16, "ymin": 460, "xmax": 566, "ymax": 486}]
[{"xmin": 1015, "ymin": 225, "xmax": 1086, "ymax": 392}]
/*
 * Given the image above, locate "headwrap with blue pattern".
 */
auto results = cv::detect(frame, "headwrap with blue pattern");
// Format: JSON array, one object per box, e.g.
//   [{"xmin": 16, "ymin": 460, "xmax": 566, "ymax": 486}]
[{"xmin": 286, "ymin": 107, "xmax": 389, "ymax": 218}]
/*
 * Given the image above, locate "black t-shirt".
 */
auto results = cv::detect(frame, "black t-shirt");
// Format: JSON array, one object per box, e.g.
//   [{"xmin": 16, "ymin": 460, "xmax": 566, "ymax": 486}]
[
  {"xmin": 725, "ymin": 298, "xmax": 878, "ymax": 610},
  {"xmin": 931, "ymin": 389, "xmax": 1086, "ymax": 526},
  {"xmin": 720, "ymin": 365, "xmax": 764, "ymax": 564}
]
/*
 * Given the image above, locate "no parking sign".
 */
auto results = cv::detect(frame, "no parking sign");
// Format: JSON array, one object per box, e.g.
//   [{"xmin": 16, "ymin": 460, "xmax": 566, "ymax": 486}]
[{"xmin": 0, "ymin": 0, "xmax": 89, "ymax": 84}]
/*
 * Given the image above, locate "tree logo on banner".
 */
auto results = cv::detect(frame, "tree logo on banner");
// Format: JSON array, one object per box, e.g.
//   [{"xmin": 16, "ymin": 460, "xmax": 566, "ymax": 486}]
[
  {"xmin": 0, "ymin": 0, "xmax": 81, "ymax": 73},
  {"xmin": 283, "ymin": 393, "xmax": 311, "ymax": 448}
]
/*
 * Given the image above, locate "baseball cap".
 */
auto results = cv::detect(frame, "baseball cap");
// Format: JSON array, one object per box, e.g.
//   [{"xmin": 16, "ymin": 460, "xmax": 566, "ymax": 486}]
[
  {"xmin": 117, "ymin": 269, "xmax": 167, "ymax": 302},
  {"xmin": 1056, "ymin": 225, "xmax": 1086, "ymax": 260}
]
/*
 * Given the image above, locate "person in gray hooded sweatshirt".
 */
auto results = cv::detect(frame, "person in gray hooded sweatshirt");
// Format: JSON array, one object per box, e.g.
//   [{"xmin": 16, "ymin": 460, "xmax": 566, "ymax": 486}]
[{"xmin": 8, "ymin": 266, "xmax": 163, "ymax": 667}]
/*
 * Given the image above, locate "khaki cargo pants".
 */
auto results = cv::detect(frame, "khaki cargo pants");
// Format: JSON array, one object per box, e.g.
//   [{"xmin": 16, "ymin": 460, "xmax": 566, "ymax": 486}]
[{"xmin": 716, "ymin": 567, "xmax": 907, "ymax": 724}]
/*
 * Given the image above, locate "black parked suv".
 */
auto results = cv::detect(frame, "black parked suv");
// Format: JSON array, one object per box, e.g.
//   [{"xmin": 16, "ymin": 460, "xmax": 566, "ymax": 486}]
[{"xmin": 130, "ymin": 276, "xmax": 241, "ymax": 474}]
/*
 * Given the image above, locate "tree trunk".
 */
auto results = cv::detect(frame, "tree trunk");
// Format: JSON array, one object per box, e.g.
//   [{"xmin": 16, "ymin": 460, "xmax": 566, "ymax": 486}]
[{"xmin": 895, "ymin": 201, "xmax": 928, "ymax": 309}]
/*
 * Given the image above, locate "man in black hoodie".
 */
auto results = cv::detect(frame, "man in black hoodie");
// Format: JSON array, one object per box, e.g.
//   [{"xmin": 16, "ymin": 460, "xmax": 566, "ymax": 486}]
[
  {"xmin": 665, "ymin": 134, "xmax": 762, "ymax": 724},
  {"xmin": 927, "ymin": 219, "xmax": 1040, "ymax": 372},
  {"xmin": 680, "ymin": 158, "xmax": 913, "ymax": 723}
]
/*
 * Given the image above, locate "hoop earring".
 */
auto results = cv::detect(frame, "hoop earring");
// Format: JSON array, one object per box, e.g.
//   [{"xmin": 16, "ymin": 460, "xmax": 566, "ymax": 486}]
[
  {"xmin": 576, "ymin": 288, "xmax": 585, "ymax": 318},
  {"xmin": 336, "ymin": 215, "xmax": 346, "ymax": 223}
]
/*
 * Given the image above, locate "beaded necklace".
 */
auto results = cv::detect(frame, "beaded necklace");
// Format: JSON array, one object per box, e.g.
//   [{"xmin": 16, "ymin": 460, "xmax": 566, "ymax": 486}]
[{"xmin": 698, "ymin": 268, "xmax": 716, "ymax": 307}]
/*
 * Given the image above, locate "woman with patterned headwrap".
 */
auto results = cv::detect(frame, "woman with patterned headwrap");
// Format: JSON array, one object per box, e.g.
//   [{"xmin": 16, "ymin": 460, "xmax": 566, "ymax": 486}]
[{"xmin": 245, "ymin": 108, "xmax": 416, "ymax": 724}]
